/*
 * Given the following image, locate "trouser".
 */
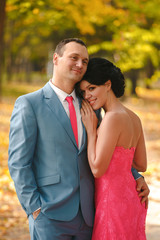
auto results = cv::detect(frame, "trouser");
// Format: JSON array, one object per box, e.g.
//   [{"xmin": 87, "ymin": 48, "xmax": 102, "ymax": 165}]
[{"xmin": 28, "ymin": 207, "xmax": 93, "ymax": 240}]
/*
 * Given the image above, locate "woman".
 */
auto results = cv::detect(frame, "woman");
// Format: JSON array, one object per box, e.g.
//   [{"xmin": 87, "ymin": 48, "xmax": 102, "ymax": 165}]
[{"xmin": 78, "ymin": 58, "xmax": 147, "ymax": 239}]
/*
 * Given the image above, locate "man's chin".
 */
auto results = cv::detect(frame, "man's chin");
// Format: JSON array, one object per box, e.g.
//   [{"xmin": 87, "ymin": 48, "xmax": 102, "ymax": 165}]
[{"xmin": 73, "ymin": 76, "xmax": 83, "ymax": 83}]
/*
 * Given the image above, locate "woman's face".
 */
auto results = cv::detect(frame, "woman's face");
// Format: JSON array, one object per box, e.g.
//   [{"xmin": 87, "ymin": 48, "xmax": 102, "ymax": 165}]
[{"xmin": 79, "ymin": 80, "xmax": 109, "ymax": 110}]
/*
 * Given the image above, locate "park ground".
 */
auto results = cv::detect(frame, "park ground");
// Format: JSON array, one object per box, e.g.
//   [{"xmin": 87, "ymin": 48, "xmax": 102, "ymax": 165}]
[{"xmin": 0, "ymin": 83, "xmax": 160, "ymax": 239}]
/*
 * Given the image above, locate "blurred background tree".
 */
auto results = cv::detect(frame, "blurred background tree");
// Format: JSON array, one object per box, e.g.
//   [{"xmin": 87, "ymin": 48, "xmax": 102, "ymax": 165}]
[
  {"xmin": 0, "ymin": 0, "xmax": 6, "ymax": 97},
  {"xmin": 0, "ymin": 0, "xmax": 160, "ymax": 97}
]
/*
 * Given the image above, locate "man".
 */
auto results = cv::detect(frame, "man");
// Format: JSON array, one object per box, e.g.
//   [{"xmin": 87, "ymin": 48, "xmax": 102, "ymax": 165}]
[{"xmin": 8, "ymin": 38, "xmax": 149, "ymax": 240}]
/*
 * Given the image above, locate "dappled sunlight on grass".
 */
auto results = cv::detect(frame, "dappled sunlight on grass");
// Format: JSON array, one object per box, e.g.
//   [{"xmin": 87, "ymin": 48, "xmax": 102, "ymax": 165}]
[
  {"xmin": 136, "ymin": 87, "xmax": 160, "ymax": 101},
  {"xmin": 2, "ymin": 82, "xmax": 44, "ymax": 99}
]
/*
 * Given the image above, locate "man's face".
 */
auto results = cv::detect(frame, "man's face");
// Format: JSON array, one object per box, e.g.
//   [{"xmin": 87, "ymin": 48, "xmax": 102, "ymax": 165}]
[{"xmin": 53, "ymin": 42, "xmax": 89, "ymax": 84}]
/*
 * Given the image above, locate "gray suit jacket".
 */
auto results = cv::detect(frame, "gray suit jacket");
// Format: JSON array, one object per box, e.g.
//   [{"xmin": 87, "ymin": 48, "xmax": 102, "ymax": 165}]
[{"xmin": 8, "ymin": 82, "xmax": 97, "ymax": 226}]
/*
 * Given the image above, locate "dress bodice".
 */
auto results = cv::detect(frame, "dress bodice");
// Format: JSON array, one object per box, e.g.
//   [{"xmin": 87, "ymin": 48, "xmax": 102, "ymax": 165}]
[
  {"xmin": 102, "ymin": 146, "xmax": 135, "ymax": 174},
  {"xmin": 92, "ymin": 146, "xmax": 147, "ymax": 240}
]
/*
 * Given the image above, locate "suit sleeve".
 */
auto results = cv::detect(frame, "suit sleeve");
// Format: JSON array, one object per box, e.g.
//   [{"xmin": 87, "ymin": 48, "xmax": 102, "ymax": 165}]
[
  {"xmin": 8, "ymin": 96, "xmax": 41, "ymax": 216},
  {"xmin": 95, "ymin": 108, "xmax": 103, "ymax": 127},
  {"xmin": 131, "ymin": 167, "xmax": 142, "ymax": 180}
]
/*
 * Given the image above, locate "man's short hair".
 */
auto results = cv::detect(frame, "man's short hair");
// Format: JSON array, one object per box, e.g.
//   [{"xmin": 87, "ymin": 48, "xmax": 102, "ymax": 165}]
[{"xmin": 54, "ymin": 38, "xmax": 87, "ymax": 56}]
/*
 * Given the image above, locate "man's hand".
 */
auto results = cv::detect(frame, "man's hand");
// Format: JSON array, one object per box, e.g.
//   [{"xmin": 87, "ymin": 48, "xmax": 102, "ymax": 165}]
[
  {"xmin": 136, "ymin": 177, "xmax": 150, "ymax": 209},
  {"xmin": 32, "ymin": 208, "xmax": 41, "ymax": 220}
]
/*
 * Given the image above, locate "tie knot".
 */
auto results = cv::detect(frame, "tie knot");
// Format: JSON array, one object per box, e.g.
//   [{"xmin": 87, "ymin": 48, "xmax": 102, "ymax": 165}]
[{"xmin": 66, "ymin": 96, "xmax": 73, "ymax": 103}]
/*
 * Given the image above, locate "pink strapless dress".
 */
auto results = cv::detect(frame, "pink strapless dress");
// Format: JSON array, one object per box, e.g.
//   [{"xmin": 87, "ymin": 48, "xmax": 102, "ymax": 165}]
[{"xmin": 92, "ymin": 146, "xmax": 147, "ymax": 240}]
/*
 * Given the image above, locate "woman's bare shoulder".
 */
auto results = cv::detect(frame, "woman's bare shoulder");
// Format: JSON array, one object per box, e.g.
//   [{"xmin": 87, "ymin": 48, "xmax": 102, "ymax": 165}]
[
  {"xmin": 101, "ymin": 111, "xmax": 123, "ymax": 129},
  {"xmin": 125, "ymin": 107, "xmax": 140, "ymax": 120},
  {"xmin": 104, "ymin": 111, "xmax": 122, "ymax": 121}
]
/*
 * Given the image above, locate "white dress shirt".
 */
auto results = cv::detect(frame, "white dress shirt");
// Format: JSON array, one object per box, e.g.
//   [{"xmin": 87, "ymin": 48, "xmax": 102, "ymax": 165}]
[{"xmin": 49, "ymin": 80, "xmax": 83, "ymax": 149}]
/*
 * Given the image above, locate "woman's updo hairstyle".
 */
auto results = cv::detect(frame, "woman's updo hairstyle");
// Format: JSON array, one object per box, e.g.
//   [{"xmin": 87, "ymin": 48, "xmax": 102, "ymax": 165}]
[{"xmin": 82, "ymin": 57, "xmax": 125, "ymax": 98}]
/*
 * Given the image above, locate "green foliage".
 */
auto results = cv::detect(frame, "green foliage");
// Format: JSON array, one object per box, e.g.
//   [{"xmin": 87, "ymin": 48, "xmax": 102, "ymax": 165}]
[
  {"xmin": 87, "ymin": 0, "xmax": 160, "ymax": 89},
  {"xmin": 3, "ymin": 0, "xmax": 160, "ymax": 88},
  {"xmin": 5, "ymin": 0, "xmax": 109, "ymax": 72}
]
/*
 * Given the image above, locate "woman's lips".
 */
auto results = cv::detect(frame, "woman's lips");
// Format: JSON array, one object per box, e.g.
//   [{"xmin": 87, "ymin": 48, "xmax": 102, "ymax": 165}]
[{"xmin": 88, "ymin": 99, "xmax": 96, "ymax": 106}]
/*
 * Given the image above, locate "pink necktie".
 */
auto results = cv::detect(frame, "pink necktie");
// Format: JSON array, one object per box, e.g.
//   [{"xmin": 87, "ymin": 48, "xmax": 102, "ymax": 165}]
[{"xmin": 66, "ymin": 96, "xmax": 78, "ymax": 147}]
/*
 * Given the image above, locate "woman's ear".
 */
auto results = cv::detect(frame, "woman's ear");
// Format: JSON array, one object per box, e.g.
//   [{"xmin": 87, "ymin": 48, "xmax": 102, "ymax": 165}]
[{"xmin": 105, "ymin": 80, "xmax": 111, "ymax": 90}]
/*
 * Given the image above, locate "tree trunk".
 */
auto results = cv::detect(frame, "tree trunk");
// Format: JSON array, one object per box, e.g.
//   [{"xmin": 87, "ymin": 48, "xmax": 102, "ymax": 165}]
[
  {"xmin": 145, "ymin": 58, "xmax": 154, "ymax": 89},
  {"xmin": 131, "ymin": 76, "xmax": 137, "ymax": 95},
  {"xmin": 0, "ymin": 0, "xmax": 6, "ymax": 99},
  {"xmin": 129, "ymin": 69, "xmax": 139, "ymax": 96}
]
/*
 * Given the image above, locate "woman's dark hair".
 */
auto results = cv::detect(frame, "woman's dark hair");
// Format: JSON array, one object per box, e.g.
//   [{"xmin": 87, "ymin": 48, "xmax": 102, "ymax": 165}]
[{"xmin": 76, "ymin": 57, "xmax": 125, "ymax": 98}]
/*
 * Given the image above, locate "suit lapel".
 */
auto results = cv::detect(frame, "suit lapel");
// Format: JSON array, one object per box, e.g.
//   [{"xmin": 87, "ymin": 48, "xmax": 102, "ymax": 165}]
[
  {"xmin": 79, "ymin": 124, "xmax": 87, "ymax": 153},
  {"xmin": 43, "ymin": 83, "xmax": 78, "ymax": 148}
]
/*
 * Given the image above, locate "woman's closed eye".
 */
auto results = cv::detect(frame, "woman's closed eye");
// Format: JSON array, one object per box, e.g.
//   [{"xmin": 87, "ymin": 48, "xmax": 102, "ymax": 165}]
[{"xmin": 88, "ymin": 87, "xmax": 95, "ymax": 91}]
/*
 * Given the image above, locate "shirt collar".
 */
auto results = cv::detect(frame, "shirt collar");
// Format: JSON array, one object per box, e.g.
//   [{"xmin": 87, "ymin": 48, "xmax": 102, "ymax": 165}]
[{"xmin": 49, "ymin": 79, "xmax": 76, "ymax": 102}]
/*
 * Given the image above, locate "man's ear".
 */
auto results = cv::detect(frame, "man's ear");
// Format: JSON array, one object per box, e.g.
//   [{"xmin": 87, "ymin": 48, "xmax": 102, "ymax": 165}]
[{"xmin": 53, "ymin": 53, "xmax": 59, "ymax": 65}]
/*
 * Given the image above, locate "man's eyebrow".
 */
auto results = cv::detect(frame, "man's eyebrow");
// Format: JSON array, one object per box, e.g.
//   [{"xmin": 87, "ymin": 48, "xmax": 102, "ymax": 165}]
[
  {"xmin": 69, "ymin": 53, "xmax": 89, "ymax": 60},
  {"xmin": 69, "ymin": 53, "xmax": 80, "ymax": 56}
]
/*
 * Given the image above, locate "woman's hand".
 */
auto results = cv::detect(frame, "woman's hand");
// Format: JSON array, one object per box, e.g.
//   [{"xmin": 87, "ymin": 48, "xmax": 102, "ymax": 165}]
[
  {"xmin": 81, "ymin": 100, "xmax": 98, "ymax": 134},
  {"xmin": 81, "ymin": 100, "xmax": 98, "ymax": 174}
]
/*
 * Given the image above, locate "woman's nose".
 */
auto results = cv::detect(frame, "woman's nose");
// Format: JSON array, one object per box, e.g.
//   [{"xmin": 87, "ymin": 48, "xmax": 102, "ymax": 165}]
[{"xmin": 84, "ymin": 91, "xmax": 91, "ymax": 99}]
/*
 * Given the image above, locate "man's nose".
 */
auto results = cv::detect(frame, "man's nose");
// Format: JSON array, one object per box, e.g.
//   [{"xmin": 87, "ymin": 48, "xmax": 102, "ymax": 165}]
[{"xmin": 76, "ymin": 60, "xmax": 83, "ymax": 68}]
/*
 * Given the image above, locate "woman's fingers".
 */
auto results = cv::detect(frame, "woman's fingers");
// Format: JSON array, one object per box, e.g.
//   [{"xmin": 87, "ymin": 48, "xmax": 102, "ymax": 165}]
[{"xmin": 82, "ymin": 100, "xmax": 93, "ymax": 114}]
